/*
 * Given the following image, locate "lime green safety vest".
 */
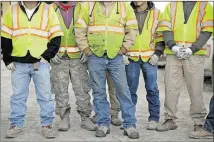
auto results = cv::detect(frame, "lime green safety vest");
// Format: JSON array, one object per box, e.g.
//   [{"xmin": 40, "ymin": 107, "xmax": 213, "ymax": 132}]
[
  {"xmin": 52, "ymin": 3, "xmax": 81, "ymax": 59},
  {"xmin": 1, "ymin": 2, "xmax": 63, "ymax": 59},
  {"xmin": 75, "ymin": 2, "xmax": 138, "ymax": 59},
  {"xmin": 128, "ymin": 8, "xmax": 163, "ymax": 62},
  {"xmin": 158, "ymin": 2, "xmax": 213, "ymax": 55}
]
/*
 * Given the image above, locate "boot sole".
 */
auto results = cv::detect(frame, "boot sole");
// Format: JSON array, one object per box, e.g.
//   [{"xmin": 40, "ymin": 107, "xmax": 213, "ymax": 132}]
[
  {"xmin": 156, "ymin": 125, "xmax": 178, "ymax": 132},
  {"xmin": 58, "ymin": 124, "xmax": 70, "ymax": 131},
  {"xmin": 111, "ymin": 122, "xmax": 122, "ymax": 126},
  {"xmin": 81, "ymin": 125, "xmax": 97, "ymax": 131},
  {"xmin": 5, "ymin": 131, "xmax": 24, "ymax": 138},
  {"xmin": 124, "ymin": 131, "xmax": 139, "ymax": 139},
  {"xmin": 95, "ymin": 129, "xmax": 110, "ymax": 137},
  {"xmin": 189, "ymin": 135, "xmax": 213, "ymax": 139}
]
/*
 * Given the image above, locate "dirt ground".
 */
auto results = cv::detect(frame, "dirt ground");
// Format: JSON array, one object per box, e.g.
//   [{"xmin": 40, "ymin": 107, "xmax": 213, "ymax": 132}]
[{"xmin": 1, "ymin": 61, "xmax": 213, "ymax": 142}]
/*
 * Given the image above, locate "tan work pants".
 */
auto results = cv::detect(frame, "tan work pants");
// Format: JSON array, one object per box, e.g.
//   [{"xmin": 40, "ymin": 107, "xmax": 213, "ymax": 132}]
[{"xmin": 164, "ymin": 55, "xmax": 207, "ymax": 125}]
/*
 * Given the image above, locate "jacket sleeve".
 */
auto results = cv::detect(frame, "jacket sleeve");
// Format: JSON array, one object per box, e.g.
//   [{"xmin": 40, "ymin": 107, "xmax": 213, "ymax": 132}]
[
  {"xmin": 162, "ymin": 31, "xmax": 176, "ymax": 49},
  {"xmin": 1, "ymin": 37, "xmax": 13, "ymax": 66},
  {"xmin": 41, "ymin": 36, "xmax": 61, "ymax": 62},
  {"xmin": 122, "ymin": 3, "xmax": 138, "ymax": 52}
]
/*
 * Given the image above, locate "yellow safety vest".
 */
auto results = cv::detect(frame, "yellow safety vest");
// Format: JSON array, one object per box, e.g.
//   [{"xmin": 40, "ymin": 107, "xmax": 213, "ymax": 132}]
[
  {"xmin": 158, "ymin": 2, "xmax": 213, "ymax": 55},
  {"xmin": 128, "ymin": 8, "xmax": 164, "ymax": 62},
  {"xmin": 1, "ymin": 2, "xmax": 63, "ymax": 59},
  {"xmin": 75, "ymin": 2, "xmax": 138, "ymax": 59},
  {"xmin": 52, "ymin": 3, "xmax": 81, "ymax": 59}
]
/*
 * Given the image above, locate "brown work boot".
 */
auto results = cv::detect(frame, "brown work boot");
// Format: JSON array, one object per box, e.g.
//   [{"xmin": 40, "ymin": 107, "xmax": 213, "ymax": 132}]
[
  {"xmin": 5, "ymin": 125, "xmax": 24, "ymax": 138},
  {"xmin": 95, "ymin": 126, "xmax": 110, "ymax": 137},
  {"xmin": 41, "ymin": 125, "xmax": 56, "ymax": 139},
  {"xmin": 58, "ymin": 113, "xmax": 70, "ymax": 131},
  {"xmin": 81, "ymin": 117, "xmax": 97, "ymax": 131},
  {"xmin": 111, "ymin": 116, "xmax": 122, "ymax": 126},
  {"xmin": 156, "ymin": 119, "xmax": 177, "ymax": 132},
  {"xmin": 189, "ymin": 128, "xmax": 213, "ymax": 139},
  {"xmin": 124, "ymin": 127, "xmax": 139, "ymax": 139}
]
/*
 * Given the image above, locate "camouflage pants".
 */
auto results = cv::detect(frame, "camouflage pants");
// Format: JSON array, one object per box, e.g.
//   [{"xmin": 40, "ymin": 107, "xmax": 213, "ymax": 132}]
[
  {"xmin": 106, "ymin": 72, "xmax": 120, "ymax": 117},
  {"xmin": 51, "ymin": 57, "xmax": 92, "ymax": 118}
]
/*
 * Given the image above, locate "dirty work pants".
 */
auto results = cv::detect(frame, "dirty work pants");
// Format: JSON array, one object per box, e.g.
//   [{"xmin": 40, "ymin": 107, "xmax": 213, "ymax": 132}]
[
  {"xmin": 125, "ymin": 59, "xmax": 160, "ymax": 122},
  {"xmin": 51, "ymin": 58, "xmax": 92, "ymax": 118},
  {"xmin": 164, "ymin": 55, "xmax": 207, "ymax": 125},
  {"xmin": 106, "ymin": 72, "xmax": 120, "ymax": 117},
  {"xmin": 88, "ymin": 54, "xmax": 136, "ymax": 128},
  {"xmin": 10, "ymin": 62, "xmax": 54, "ymax": 127},
  {"xmin": 203, "ymin": 96, "xmax": 214, "ymax": 133}
]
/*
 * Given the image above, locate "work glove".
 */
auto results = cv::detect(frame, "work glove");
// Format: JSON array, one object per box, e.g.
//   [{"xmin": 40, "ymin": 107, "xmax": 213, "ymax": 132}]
[
  {"xmin": 80, "ymin": 52, "xmax": 88, "ymax": 63},
  {"xmin": 7, "ymin": 62, "xmax": 16, "ymax": 71},
  {"xmin": 123, "ymin": 55, "xmax": 130, "ymax": 65},
  {"xmin": 148, "ymin": 54, "xmax": 159, "ymax": 66},
  {"xmin": 182, "ymin": 48, "xmax": 193, "ymax": 60},
  {"xmin": 171, "ymin": 46, "xmax": 185, "ymax": 59},
  {"xmin": 51, "ymin": 53, "xmax": 62, "ymax": 64}
]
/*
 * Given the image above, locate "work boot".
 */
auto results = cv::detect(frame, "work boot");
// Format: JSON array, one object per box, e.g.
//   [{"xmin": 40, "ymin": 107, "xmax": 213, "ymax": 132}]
[
  {"xmin": 111, "ymin": 116, "xmax": 122, "ymax": 126},
  {"xmin": 58, "ymin": 114, "xmax": 70, "ymax": 131},
  {"xmin": 41, "ymin": 125, "xmax": 56, "ymax": 139},
  {"xmin": 95, "ymin": 126, "xmax": 110, "ymax": 137},
  {"xmin": 189, "ymin": 128, "xmax": 213, "ymax": 139},
  {"xmin": 124, "ymin": 127, "xmax": 139, "ymax": 139},
  {"xmin": 5, "ymin": 125, "xmax": 24, "ymax": 138},
  {"xmin": 156, "ymin": 119, "xmax": 177, "ymax": 132},
  {"xmin": 194, "ymin": 124, "xmax": 203, "ymax": 131},
  {"xmin": 81, "ymin": 117, "xmax": 97, "ymax": 131},
  {"xmin": 147, "ymin": 121, "xmax": 158, "ymax": 130},
  {"xmin": 91, "ymin": 114, "xmax": 96, "ymax": 124}
]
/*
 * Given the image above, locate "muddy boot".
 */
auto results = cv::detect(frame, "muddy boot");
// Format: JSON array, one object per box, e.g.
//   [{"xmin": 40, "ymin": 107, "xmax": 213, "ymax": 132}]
[
  {"xmin": 91, "ymin": 114, "xmax": 96, "ymax": 124},
  {"xmin": 124, "ymin": 127, "xmax": 139, "ymax": 139},
  {"xmin": 41, "ymin": 125, "xmax": 56, "ymax": 139},
  {"xmin": 81, "ymin": 117, "xmax": 97, "ymax": 131},
  {"xmin": 5, "ymin": 125, "xmax": 24, "ymax": 138},
  {"xmin": 111, "ymin": 116, "xmax": 122, "ymax": 126},
  {"xmin": 189, "ymin": 128, "xmax": 213, "ymax": 139},
  {"xmin": 147, "ymin": 121, "xmax": 158, "ymax": 130},
  {"xmin": 156, "ymin": 119, "xmax": 177, "ymax": 132},
  {"xmin": 95, "ymin": 126, "xmax": 110, "ymax": 137},
  {"xmin": 58, "ymin": 113, "xmax": 70, "ymax": 131}
]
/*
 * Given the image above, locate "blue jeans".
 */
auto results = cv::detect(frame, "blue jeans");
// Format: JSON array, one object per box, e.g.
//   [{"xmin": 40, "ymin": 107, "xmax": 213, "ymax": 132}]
[
  {"xmin": 10, "ymin": 62, "xmax": 54, "ymax": 127},
  {"xmin": 203, "ymin": 96, "xmax": 214, "ymax": 133},
  {"xmin": 88, "ymin": 54, "xmax": 136, "ymax": 128},
  {"xmin": 125, "ymin": 59, "xmax": 160, "ymax": 122}
]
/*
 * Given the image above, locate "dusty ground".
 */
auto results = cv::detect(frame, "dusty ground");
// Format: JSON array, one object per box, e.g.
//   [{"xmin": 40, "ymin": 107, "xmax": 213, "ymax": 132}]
[{"xmin": 1, "ymin": 61, "xmax": 213, "ymax": 142}]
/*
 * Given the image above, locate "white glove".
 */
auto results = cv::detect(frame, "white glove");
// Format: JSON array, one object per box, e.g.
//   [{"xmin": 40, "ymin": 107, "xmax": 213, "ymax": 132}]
[
  {"xmin": 7, "ymin": 62, "xmax": 16, "ymax": 71},
  {"xmin": 123, "ymin": 55, "xmax": 130, "ymax": 65},
  {"xmin": 51, "ymin": 53, "xmax": 62, "ymax": 64},
  {"xmin": 148, "ymin": 54, "xmax": 159, "ymax": 66},
  {"xmin": 40, "ymin": 57, "xmax": 49, "ymax": 64},
  {"xmin": 80, "ymin": 52, "xmax": 88, "ymax": 63},
  {"xmin": 182, "ymin": 48, "xmax": 193, "ymax": 59},
  {"xmin": 171, "ymin": 46, "xmax": 185, "ymax": 59}
]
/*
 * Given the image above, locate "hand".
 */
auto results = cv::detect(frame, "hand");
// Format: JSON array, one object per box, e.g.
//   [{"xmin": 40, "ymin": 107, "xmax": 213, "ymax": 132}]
[
  {"xmin": 171, "ymin": 46, "xmax": 185, "ymax": 59},
  {"xmin": 40, "ymin": 57, "xmax": 49, "ymax": 64},
  {"xmin": 7, "ymin": 62, "xmax": 16, "ymax": 71},
  {"xmin": 123, "ymin": 55, "xmax": 130, "ymax": 65},
  {"xmin": 148, "ymin": 54, "xmax": 159, "ymax": 66},
  {"xmin": 80, "ymin": 52, "xmax": 88, "ymax": 63},
  {"xmin": 182, "ymin": 48, "xmax": 193, "ymax": 59},
  {"xmin": 51, "ymin": 53, "xmax": 62, "ymax": 64}
]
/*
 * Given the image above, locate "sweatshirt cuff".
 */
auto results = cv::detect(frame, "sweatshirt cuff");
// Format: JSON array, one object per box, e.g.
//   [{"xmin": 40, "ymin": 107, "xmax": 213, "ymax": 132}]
[
  {"xmin": 167, "ymin": 40, "xmax": 176, "ymax": 49},
  {"xmin": 154, "ymin": 50, "xmax": 163, "ymax": 57},
  {"xmin": 189, "ymin": 43, "xmax": 199, "ymax": 54}
]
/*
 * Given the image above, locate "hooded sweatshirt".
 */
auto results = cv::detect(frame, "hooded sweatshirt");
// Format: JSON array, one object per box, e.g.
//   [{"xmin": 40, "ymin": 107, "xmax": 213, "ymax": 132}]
[{"xmin": 131, "ymin": 2, "xmax": 165, "ymax": 56}]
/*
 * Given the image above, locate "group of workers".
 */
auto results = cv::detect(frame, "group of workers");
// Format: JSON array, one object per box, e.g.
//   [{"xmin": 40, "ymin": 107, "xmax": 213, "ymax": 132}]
[{"xmin": 1, "ymin": 1, "xmax": 213, "ymax": 140}]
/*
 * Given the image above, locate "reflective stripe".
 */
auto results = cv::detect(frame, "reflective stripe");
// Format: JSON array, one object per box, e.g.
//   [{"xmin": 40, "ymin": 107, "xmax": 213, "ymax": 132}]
[
  {"xmin": 88, "ymin": 25, "xmax": 124, "ymax": 33},
  {"xmin": 126, "ymin": 19, "xmax": 137, "ymax": 26},
  {"xmin": 128, "ymin": 51, "xmax": 154, "ymax": 57},
  {"xmin": 50, "ymin": 25, "xmax": 61, "ymax": 34},
  {"xmin": 13, "ymin": 28, "xmax": 49, "ymax": 38},
  {"xmin": 60, "ymin": 46, "xmax": 80, "ymax": 53},
  {"xmin": 76, "ymin": 18, "xmax": 87, "ymax": 27},
  {"xmin": 170, "ymin": 2, "xmax": 177, "ymax": 29},
  {"xmin": 202, "ymin": 21, "xmax": 213, "ymax": 27},
  {"xmin": 41, "ymin": 4, "xmax": 49, "ymax": 30},
  {"xmin": 1, "ymin": 25, "xmax": 13, "ymax": 35},
  {"xmin": 159, "ymin": 20, "xmax": 171, "ymax": 28},
  {"xmin": 121, "ymin": 2, "xmax": 126, "ymax": 18},
  {"xmin": 12, "ymin": 4, "xmax": 18, "ymax": 29}
]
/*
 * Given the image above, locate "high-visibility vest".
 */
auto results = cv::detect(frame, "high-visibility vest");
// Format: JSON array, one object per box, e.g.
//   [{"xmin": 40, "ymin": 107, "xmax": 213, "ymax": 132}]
[
  {"xmin": 1, "ymin": 2, "xmax": 63, "ymax": 59},
  {"xmin": 128, "ymin": 8, "xmax": 164, "ymax": 62},
  {"xmin": 51, "ymin": 3, "xmax": 81, "ymax": 59},
  {"xmin": 158, "ymin": 2, "xmax": 213, "ymax": 55},
  {"xmin": 75, "ymin": 2, "xmax": 138, "ymax": 59}
]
